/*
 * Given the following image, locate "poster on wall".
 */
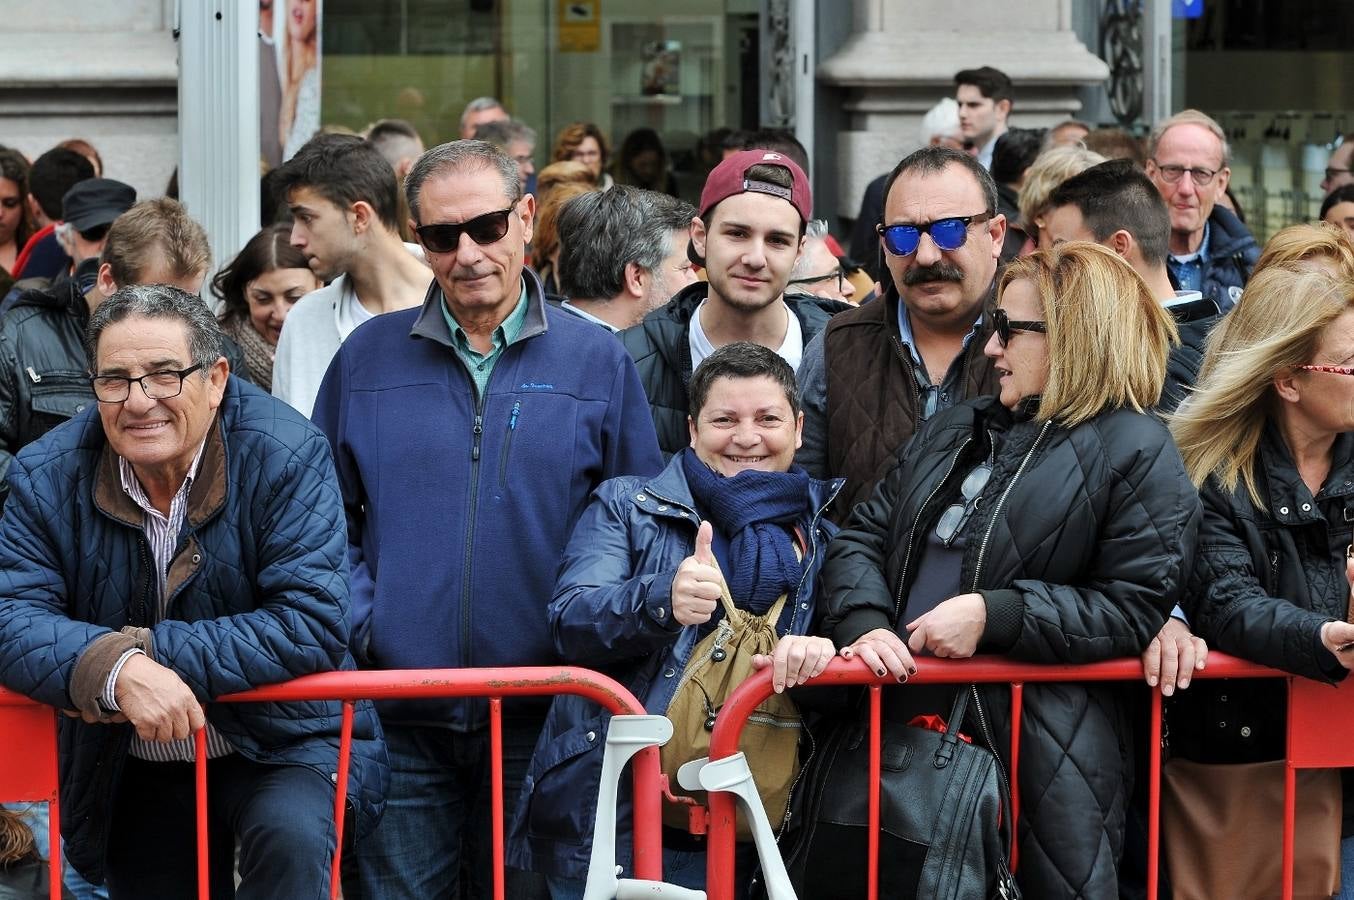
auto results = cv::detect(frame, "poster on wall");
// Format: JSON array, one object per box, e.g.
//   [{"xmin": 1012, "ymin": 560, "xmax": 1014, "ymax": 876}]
[
  {"xmin": 641, "ymin": 41, "xmax": 681, "ymax": 96},
  {"xmin": 260, "ymin": 0, "xmax": 323, "ymax": 168}
]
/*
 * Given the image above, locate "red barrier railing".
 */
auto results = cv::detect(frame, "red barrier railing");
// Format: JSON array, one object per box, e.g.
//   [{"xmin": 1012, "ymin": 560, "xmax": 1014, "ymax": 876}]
[
  {"xmin": 0, "ymin": 689, "xmax": 61, "ymax": 900},
  {"xmin": 701, "ymin": 653, "xmax": 1352, "ymax": 900},
  {"xmin": 1, "ymin": 666, "xmax": 664, "ymax": 900}
]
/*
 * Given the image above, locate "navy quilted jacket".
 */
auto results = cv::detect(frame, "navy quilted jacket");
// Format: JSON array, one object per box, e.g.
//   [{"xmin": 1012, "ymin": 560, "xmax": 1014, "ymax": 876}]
[{"xmin": 0, "ymin": 377, "xmax": 387, "ymax": 883}]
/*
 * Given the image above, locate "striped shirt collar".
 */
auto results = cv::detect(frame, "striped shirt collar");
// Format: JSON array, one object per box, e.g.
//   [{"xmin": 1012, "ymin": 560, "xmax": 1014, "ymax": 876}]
[{"xmin": 117, "ymin": 440, "xmax": 208, "ymax": 523}]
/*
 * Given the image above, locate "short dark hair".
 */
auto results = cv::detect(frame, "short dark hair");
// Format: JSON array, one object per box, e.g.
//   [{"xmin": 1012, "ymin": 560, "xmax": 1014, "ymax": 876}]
[
  {"xmin": 211, "ymin": 223, "xmax": 312, "ymax": 324},
  {"xmin": 990, "ymin": 127, "xmax": 1047, "ymax": 186},
  {"xmin": 745, "ymin": 129, "xmax": 811, "ymax": 174},
  {"xmin": 28, "ymin": 148, "xmax": 94, "ymax": 222},
  {"xmin": 272, "ymin": 133, "xmax": 402, "ymax": 232},
  {"xmin": 473, "ymin": 119, "xmax": 537, "ymax": 150},
  {"xmin": 954, "ymin": 66, "xmax": 1013, "ymax": 105},
  {"xmin": 0, "ymin": 147, "xmax": 33, "ymax": 248},
  {"xmin": 1048, "ymin": 159, "xmax": 1171, "ymax": 265},
  {"xmin": 881, "ymin": 146, "xmax": 999, "ymax": 225},
  {"xmin": 86, "ymin": 283, "xmax": 225, "ymax": 373},
  {"xmin": 405, "ymin": 140, "xmax": 520, "ymax": 224},
  {"xmin": 557, "ymin": 186, "xmax": 694, "ymax": 300},
  {"xmin": 1320, "ymin": 184, "xmax": 1354, "ymax": 221},
  {"xmin": 688, "ymin": 341, "xmax": 800, "ymax": 419}
]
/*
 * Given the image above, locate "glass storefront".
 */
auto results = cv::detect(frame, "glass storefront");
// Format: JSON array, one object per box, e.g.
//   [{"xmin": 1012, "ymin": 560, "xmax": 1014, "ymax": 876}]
[{"xmin": 321, "ymin": 0, "xmax": 762, "ymax": 205}]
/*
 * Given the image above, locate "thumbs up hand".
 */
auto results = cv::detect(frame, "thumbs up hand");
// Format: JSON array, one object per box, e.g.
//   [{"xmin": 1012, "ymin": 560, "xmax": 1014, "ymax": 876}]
[{"xmin": 672, "ymin": 520, "xmax": 723, "ymax": 626}]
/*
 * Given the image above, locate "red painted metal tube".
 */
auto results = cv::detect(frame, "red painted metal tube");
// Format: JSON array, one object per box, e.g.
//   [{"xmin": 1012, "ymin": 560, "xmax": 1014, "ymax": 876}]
[
  {"xmin": 866, "ymin": 686, "xmax": 881, "ymax": 900},
  {"xmin": 1008, "ymin": 682, "xmax": 1023, "ymax": 871},
  {"xmin": 329, "ymin": 701, "xmax": 355, "ymax": 900},
  {"xmin": 491, "ymin": 697, "xmax": 505, "ymax": 900},
  {"xmin": 47, "ymin": 710, "xmax": 60, "ymax": 900},
  {"xmin": 1147, "ymin": 688, "xmax": 1162, "ymax": 900},
  {"xmin": 195, "ymin": 727, "xmax": 209, "ymax": 899}
]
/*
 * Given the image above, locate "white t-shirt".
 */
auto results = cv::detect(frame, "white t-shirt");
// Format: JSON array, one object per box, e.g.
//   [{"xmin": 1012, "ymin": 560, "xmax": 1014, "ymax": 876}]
[{"xmin": 687, "ymin": 299, "xmax": 804, "ymax": 373}]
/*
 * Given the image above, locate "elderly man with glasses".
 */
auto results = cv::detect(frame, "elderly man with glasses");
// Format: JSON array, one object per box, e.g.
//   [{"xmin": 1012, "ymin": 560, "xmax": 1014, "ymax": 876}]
[
  {"xmin": 785, "ymin": 220, "xmax": 857, "ymax": 305},
  {"xmin": 796, "ymin": 146, "xmax": 1004, "ymax": 521},
  {"xmin": 0, "ymin": 283, "xmax": 387, "ymax": 898},
  {"xmin": 312, "ymin": 138, "xmax": 661, "ymax": 898},
  {"xmin": 1145, "ymin": 109, "xmax": 1259, "ymax": 312}
]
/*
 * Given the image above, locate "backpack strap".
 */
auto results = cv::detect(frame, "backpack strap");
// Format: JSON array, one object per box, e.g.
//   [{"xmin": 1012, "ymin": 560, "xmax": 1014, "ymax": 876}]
[{"xmin": 707, "ymin": 537, "xmax": 800, "ymax": 628}]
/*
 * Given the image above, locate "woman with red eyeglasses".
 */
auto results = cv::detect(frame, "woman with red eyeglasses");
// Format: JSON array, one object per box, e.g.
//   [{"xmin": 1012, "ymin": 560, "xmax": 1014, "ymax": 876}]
[
  {"xmin": 817, "ymin": 243, "xmax": 1199, "ymax": 898},
  {"xmin": 1168, "ymin": 262, "xmax": 1354, "ymax": 898}
]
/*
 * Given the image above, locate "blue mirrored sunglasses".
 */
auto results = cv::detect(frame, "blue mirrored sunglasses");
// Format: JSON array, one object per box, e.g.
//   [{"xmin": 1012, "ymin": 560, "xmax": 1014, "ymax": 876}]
[{"xmin": 877, "ymin": 212, "xmax": 993, "ymax": 257}]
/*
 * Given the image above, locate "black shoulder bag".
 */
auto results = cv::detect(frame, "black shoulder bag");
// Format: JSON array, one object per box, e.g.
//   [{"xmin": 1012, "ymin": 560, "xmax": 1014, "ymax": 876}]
[{"xmin": 780, "ymin": 684, "xmax": 1020, "ymax": 899}]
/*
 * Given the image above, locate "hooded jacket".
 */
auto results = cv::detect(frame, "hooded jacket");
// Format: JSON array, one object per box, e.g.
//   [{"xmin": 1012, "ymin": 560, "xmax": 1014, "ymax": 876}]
[{"xmin": 821, "ymin": 395, "xmax": 1201, "ymax": 898}]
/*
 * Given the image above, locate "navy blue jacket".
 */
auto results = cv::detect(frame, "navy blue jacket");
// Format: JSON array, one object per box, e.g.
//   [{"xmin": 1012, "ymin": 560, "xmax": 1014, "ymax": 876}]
[
  {"xmin": 507, "ymin": 454, "xmax": 843, "ymax": 879},
  {"xmin": 0, "ymin": 377, "xmax": 387, "ymax": 883},
  {"xmin": 1197, "ymin": 205, "xmax": 1259, "ymax": 313},
  {"xmin": 313, "ymin": 273, "xmax": 663, "ymax": 728}
]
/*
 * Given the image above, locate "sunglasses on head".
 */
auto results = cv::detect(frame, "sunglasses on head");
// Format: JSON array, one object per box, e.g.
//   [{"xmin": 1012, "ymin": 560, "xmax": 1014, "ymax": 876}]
[
  {"xmin": 415, "ymin": 206, "xmax": 515, "ymax": 254},
  {"xmin": 991, "ymin": 307, "xmax": 1047, "ymax": 346},
  {"xmin": 877, "ymin": 211, "xmax": 993, "ymax": 257}
]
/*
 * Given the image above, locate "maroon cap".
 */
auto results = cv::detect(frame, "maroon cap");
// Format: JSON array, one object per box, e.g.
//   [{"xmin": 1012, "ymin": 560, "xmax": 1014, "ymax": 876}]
[{"xmin": 698, "ymin": 149, "xmax": 811, "ymax": 223}]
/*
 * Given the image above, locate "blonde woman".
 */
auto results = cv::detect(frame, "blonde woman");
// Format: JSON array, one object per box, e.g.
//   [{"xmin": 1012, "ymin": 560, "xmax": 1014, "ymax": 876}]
[
  {"xmin": 1169, "ymin": 264, "xmax": 1354, "ymax": 897},
  {"xmin": 279, "ymin": 0, "xmax": 319, "ymax": 160},
  {"xmin": 821, "ymin": 242, "xmax": 1199, "ymax": 897},
  {"xmin": 1017, "ymin": 145, "xmax": 1106, "ymax": 252},
  {"xmin": 1252, "ymin": 220, "xmax": 1354, "ymax": 277}
]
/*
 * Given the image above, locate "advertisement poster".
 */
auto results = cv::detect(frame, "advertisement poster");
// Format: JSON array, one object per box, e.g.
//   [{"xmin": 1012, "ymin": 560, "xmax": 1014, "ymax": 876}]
[
  {"xmin": 260, "ymin": 0, "xmax": 323, "ymax": 168},
  {"xmin": 641, "ymin": 40, "xmax": 681, "ymax": 96},
  {"xmin": 559, "ymin": 0, "xmax": 601, "ymax": 53}
]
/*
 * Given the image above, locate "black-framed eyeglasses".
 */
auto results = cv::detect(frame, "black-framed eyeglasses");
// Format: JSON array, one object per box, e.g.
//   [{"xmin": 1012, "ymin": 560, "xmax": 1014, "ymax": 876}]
[
  {"xmin": 787, "ymin": 266, "xmax": 846, "ymax": 293},
  {"xmin": 1150, "ymin": 160, "xmax": 1221, "ymax": 186},
  {"xmin": 877, "ymin": 212, "xmax": 993, "ymax": 257},
  {"xmin": 935, "ymin": 458, "xmax": 994, "ymax": 546},
  {"xmin": 91, "ymin": 364, "xmax": 205, "ymax": 403},
  {"xmin": 1325, "ymin": 167, "xmax": 1351, "ymax": 183},
  {"xmin": 415, "ymin": 206, "xmax": 515, "ymax": 254},
  {"xmin": 992, "ymin": 307, "xmax": 1047, "ymax": 346}
]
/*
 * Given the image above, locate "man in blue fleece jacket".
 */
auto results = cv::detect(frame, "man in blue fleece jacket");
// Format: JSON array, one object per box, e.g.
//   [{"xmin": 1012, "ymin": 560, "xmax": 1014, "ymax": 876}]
[{"xmin": 313, "ymin": 139, "xmax": 662, "ymax": 899}]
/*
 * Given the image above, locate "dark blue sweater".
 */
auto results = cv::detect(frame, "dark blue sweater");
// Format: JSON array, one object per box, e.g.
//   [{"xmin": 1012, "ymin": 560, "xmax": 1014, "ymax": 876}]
[{"xmin": 313, "ymin": 272, "xmax": 663, "ymax": 728}]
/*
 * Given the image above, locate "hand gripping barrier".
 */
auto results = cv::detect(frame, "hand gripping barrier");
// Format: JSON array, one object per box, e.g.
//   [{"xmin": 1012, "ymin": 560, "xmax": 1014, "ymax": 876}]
[{"xmin": 699, "ymin": 653, "xmax": 1354, "ymax": 900}]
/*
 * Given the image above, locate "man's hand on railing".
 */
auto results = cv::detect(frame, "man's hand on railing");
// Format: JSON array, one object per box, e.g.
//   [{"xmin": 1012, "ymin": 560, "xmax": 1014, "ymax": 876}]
[
  {"xmin": 1143, "ymin": 617, "xmax": 1207, "ymax": 696},
  {"xmin": 840, "ymin": 628, "xmax": 916, "ymax": 682},
  {"xmin": 752, "ymin": 635, "xmax": 835, "ymax": 694},
  {"xmin": 114, "ymin": 654, "xmax": 206, "ymax": 742}
]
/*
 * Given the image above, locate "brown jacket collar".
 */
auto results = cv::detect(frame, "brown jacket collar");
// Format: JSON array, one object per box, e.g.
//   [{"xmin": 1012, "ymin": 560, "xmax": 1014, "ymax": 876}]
[{"xmin": 93, "ymin": 413, "xmax": 229, "ymax": 530}]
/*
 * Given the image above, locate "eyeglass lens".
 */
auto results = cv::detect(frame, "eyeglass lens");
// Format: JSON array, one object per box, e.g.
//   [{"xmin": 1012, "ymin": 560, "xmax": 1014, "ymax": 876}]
[
  {"xmin": 935, "ymin": 461, "xmax": 994, "ymax": 545},
  {"xmin": 417, "ymin": 207, "xmax": 513, "ymax": 253},
  {"xmin": 880, "ymin": 217, "xmax": 974, "ymax": 256}
]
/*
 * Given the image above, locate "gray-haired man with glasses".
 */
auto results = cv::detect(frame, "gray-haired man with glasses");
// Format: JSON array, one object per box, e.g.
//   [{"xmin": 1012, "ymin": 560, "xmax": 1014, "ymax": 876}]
[
  {"xmin": 785, "ymin": 219, "xmax": 856, "ymax": 304},
  {"xmin": 0, "ymin": 284, "xmax": 386, "ymax": 898},
  {"xmin": 1145, "ymin": 109, "xmax": 1258, "ymax": 312}
]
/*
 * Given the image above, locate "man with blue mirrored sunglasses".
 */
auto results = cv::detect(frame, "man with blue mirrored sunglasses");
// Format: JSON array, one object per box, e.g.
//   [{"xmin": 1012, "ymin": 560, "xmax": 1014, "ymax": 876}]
[{"xmin": 796, "ymin": 146, "xmax": 1006, "ymax": 519}]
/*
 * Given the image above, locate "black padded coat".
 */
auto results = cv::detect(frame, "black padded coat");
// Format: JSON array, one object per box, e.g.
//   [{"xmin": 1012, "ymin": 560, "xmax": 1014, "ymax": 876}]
[{"xmin": 821, "ymin": 395, "xmax": 1201, "ymax": 899}]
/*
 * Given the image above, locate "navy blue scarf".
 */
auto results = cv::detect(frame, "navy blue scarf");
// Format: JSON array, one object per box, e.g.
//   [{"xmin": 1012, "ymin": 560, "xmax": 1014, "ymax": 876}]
[{"xmin": 680, "ymin": 448, "xmax": 811, "ymax": 614}]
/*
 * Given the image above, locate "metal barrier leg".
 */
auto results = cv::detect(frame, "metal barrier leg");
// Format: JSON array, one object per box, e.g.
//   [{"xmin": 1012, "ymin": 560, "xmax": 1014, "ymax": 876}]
[
  {"xmin": 195, "ymin": 726, "xmax": 209, "ymax": 900},
  {"xmin": 329, "ymin": 701, "xmax": 355, "ymax": 900},
  {"xmin": 491, "ymin": 698, "xmax": 505, "ymax": 900},
  {"xmin": 583, "ymin": 715, "xmax": 705, "ymax": 900}
]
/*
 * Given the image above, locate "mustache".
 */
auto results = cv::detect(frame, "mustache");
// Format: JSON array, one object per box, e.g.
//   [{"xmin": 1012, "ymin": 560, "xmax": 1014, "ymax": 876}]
[{"xmin": 903, "ymin": 263, "xmax": 965, "ymax": 285}]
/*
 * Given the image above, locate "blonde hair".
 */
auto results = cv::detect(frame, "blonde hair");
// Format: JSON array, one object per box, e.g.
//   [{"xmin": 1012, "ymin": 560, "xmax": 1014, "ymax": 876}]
[
  {"xmin": 1000, "ymin": 242, "xmax": 1178, "ymax": 426},
  {"xmin": 1017, "ymin": 145, "xmax": 1107, "ymax": 231},
  {"xmin": 1171, "ymin": 266, "xmax": 1354, "ymax": 505},
  {"xmin": 1254, "ymin": 221, "xmax": 1354, "ymax": 280},
  {"xmin": 536, "ymin": 160, "xmax": 597, "ymax": 194},
  {"xmin": 1147, "ymin": 109, "xmax": 1230, "ymax": 167}
]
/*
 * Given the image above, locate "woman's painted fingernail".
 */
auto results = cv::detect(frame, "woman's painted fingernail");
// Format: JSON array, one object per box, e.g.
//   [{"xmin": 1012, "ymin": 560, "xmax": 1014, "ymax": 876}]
[{"xmin": 876, "ymin": 668, "xmax": 886, "ymax": 677}]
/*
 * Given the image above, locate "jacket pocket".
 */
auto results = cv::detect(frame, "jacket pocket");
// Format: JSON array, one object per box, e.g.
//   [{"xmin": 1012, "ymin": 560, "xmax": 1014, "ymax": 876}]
[
  {"xmin": 523, "ymin": 712, "xmax": 607, "ymax": 845},
  {"xmin": 497, "ymin": 400, "xmax": 520, "ymax": 490},
  {"xmin": 27, "ymin": 370, "xmax": 95, "ymax": 438}
]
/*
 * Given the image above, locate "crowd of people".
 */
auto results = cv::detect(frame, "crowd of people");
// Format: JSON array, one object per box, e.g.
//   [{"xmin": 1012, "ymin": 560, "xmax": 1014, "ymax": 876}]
[{"xmin": 0, "ymin": 65, "xmax": 1352, "ymax": 900}]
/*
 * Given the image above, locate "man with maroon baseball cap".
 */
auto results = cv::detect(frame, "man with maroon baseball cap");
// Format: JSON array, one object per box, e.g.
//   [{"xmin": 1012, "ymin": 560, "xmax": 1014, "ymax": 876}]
[{"xmin": 621, "ymin": 148, "xmax": 849, "ymax": 455}]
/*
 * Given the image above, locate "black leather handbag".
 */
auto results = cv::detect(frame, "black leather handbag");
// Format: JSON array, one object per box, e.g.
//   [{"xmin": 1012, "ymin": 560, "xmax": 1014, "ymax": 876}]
[{"xmin": 780, "ymin": 685, "xmax": 1020, "ymax": 900}]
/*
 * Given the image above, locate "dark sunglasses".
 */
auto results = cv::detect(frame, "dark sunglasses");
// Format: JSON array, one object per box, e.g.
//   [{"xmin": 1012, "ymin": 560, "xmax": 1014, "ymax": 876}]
[
  {"xmin": 415, "ymin": 206, "xmax": 515, "ymax": 253},
  {"xmin": 992, "ymin": 307, "xmax": 1047, "ymax": 346},
  {"xmin": 877, "ymin": 212, "xmax": 993, "ymax": 257}
]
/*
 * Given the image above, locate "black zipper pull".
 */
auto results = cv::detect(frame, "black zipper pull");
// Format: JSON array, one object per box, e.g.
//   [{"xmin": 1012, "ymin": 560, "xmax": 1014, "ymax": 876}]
[{"xmin": 471, "ymin": 414, "xmax": 483, "ymax": 461}]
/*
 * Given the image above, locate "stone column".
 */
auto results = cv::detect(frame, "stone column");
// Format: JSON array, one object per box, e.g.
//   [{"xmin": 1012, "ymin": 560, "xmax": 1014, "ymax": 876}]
[{"xmin": 819, "ymin": 0, "xmax": 1110, "ymax": 220}]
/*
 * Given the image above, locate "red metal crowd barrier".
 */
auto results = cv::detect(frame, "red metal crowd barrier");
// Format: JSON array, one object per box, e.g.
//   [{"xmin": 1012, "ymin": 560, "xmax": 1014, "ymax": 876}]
[
  {"xmin": 0, "ymin": 666, "xmax": 663, "ymax": 900},
  {"xmin": 701, "ymin": 653, "xmax": 1354, "ymax": 900}
]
